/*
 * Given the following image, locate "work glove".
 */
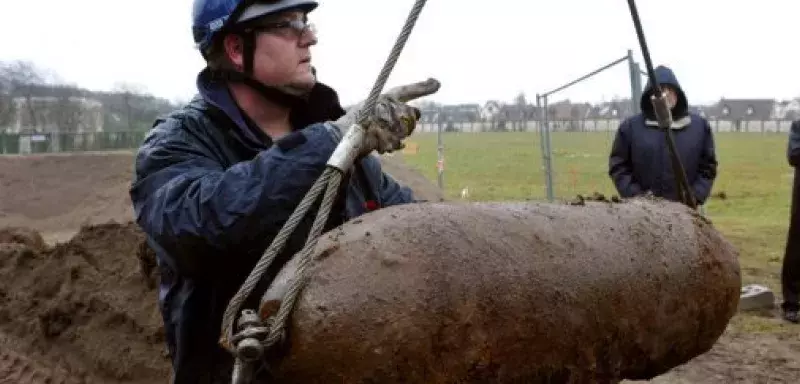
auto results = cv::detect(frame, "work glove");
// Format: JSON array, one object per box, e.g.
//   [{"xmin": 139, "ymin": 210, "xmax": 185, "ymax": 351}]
[{"xmin": 331, "ymin": 78, "xmax": 441, "ymax": 157}]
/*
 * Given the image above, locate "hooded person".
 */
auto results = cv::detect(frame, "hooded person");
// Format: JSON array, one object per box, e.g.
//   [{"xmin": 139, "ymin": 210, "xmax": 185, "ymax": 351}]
[
  {"xmin": 781, "ymin": 120, "xmax": 800, "ymax": 324},
  {"xmin": 608, "ymin": 65, "xmax": 718, "ymax": 206}
]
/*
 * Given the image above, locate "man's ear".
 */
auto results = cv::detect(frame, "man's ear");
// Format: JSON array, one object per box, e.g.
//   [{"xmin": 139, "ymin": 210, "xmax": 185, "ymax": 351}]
[{"xmin": 223, "ymin": 34, "xmax": 245, "ymax": 69}]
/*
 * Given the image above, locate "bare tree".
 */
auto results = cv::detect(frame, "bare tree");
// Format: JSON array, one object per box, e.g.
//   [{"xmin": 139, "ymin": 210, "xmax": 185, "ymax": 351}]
[
  {"xmin": 0, "ymin": 82, "xmax": 14, "ymax": 131},
  {"xmin": 514, "ymin": 92, "xmax": 527, "ymax": 131},
  {"xmin": 53, "ymin": 95, "xmax": 85, "ymax": 133},
  {"xmin": 0, "ymin": 60, "xmax": 46, "ymax": 90},
  {"xmin": 113, "ymin": 82, "xmax": 146, "ymax": 131},
  {"xmin": 0, "ymin": 60, "xmax": 47, "ymax": 131},
  {"xmin": 0, "ymin": 97, "xmax": 14, "ymax": 131}
]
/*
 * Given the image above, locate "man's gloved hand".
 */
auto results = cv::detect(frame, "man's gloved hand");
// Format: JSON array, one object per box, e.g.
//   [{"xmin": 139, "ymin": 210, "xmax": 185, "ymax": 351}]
[
  {"xmin": 360, "ymin": 94, "xmax": 422, "ymax": 154},
  {"xmin": 332, "ymin": 78, "xmax": 441, "ymax": 156}
]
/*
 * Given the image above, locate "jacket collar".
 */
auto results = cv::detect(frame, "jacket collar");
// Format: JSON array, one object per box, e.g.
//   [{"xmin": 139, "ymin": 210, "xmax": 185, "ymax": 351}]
[
  {"xmin": 644, "ymin": 115, "xmax": 692, "ymax": 130},
  {"xmin": 196, "ymin": 68, "xmax": 269, "ymax": 149},
  {"xmin": 195, "ymin": 67, "xmax": 347, "ymax": 149}
]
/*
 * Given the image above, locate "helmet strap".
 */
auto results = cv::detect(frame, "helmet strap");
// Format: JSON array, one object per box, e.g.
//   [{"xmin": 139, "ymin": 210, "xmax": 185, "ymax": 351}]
[
  {"xmin": 210, "ymin": 30, "xmax": 309, "ymax": 110},
  {"xmin": 242, "ymin": 32, "xmax": 256, "ymax": 75},
  {"xmin": 209, "ymin": 68, "xmax": 307, "ymax": 110}
]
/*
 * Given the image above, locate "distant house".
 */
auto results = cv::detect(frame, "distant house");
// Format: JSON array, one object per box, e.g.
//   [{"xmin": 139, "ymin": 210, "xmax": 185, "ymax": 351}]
[
  {"xmin": 545, "ymin": 100, "xmax": 577, "ymax": 120},
  {"xmin": 440, "ymin": 104, "xmax": 480, "ymax": 123},
  {"xmin": 711, "ymin": 98, "xmax": 775, "ymax": 121},
  {"xmin": 480, "ymin": 100, "xmax": 502, "ymax": 121},
  {"xmin": 9, "ymin": 95, "xmax": 104, "ymax": 134},
  {"xmin": 705, "ymin": 98, "xmax": 775, "ymax": 132},
  {"xmin": 499, "ymin": 103, "xmax": 537, "ymax": 120},
  {"xmin": 498, "ymin": 103, "xmax": 539, "ymax": 131},
  {"xmin": 537, "ymin": 100, "xmax": 591, "ymax": 132},
  {"xmin": 772, "ymin": 99, "xmax": 800, "ymax": 121},
  {"xmin": 590, "ymin": 99, "xmax": 634, "ymax": 119},
  {"xmin": 419, "ymin": 103, "xmax": 480, "ymax": 121},
  {"xmin": 415, "ymin": 103, "xmax": 481, "ymax": 132},
  {"xmin": 416, "ymin": 103, "xmax": 439, "ymax": 124},
  {"xmin": 397, "ymin": 96, "xmax": 795, "ymax": 135}
]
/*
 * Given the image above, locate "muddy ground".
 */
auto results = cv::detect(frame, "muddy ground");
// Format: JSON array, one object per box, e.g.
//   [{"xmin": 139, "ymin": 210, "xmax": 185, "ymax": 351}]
[
  {"xmin": 0, "ymin": 152, "xmax": 798, "ymax": 383},
  {"xmin": 0, "ymin": 151, "xmax": 444, "ymax": 242}
]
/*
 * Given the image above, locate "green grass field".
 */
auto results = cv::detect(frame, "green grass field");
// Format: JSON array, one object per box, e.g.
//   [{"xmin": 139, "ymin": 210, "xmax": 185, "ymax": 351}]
[{"xmin": 400, "ymin": 131, "xmax": 794, "ymax": 333}]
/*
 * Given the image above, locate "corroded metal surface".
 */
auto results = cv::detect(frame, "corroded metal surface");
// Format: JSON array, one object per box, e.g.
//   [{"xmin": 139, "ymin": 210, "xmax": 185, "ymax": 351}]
[{"xmin": 261, "ymin": 198, "xmax": 741, "ymax": 383}]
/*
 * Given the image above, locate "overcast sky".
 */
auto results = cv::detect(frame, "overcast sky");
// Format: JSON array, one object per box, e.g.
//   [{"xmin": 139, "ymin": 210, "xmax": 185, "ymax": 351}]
[{"xmin": 1, "ymin": 0, "xmax": 797, "ymax": 106}]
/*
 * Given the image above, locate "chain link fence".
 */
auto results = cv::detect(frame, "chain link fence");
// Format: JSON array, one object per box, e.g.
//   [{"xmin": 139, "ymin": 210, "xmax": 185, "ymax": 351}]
[
  {"xmin": 407, "ymin": 117, "xmax": 795, "ymax": 205},
  {"xmin": 417, "ymin": 118, "xmax": 797, "ymax": 135},
  {"xmin": 0, "ymin": 131, "xmax": 148, "ymax": 155}
]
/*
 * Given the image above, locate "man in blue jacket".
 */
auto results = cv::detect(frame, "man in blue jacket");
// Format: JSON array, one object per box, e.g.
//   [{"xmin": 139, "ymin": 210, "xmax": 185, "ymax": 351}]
[
  {"xmin": 781, "ymin": 119, "xmax": 800, "ymax": 324},
  {"xmin": 129, "ymin": 1, "xmax": 438, "ymax": 382},
  {"xmin": 608, "ymin": 65, "xmax": 718, "ymax": 206}
]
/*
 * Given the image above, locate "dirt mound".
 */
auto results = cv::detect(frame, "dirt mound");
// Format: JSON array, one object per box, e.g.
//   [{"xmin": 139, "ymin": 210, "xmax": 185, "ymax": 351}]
[
  {"xmin": 0, "ymin": 152, "xmax": 136, "ymax": 238},
  {"xmin": 641, "ymin": 331, "xmax": 800, "ymax": 383},
  {"xmin": 0, "ymin": 333, "xmax": 85, "ymax": 384},
  {"xmin": 0, "ymin": 222, "xmax": 168, "ymax": 383},
  {"xmin": 0, "ymin": 227, "xmax": 46, "ymax": 251}
]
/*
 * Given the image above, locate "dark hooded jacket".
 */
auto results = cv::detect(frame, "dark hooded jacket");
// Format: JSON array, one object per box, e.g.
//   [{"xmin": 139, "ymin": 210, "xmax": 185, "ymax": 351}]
[
  {"xmin": 782, "ymin": 120, "xmax": 800, "ymax": 311},
  {"xmin": 608, "ymin": 65, "xmax": 718, "ymax": 205},
  {"xmin": 129, "ymin": 68, "xmax": 416, "ymax": 383}
]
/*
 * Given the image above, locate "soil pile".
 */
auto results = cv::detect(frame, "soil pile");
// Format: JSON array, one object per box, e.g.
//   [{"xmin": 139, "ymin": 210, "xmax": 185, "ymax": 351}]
[
  {"xmin": 0, "ymin": 152, "xmax": 136, "ymax": 237},
  {"xmin": 0, "ymin": 227, "xmax": 46, "ymax": 251},
  {"xmin": 0, "ymin": 222, "xmax": 169, "ymax": 383}
]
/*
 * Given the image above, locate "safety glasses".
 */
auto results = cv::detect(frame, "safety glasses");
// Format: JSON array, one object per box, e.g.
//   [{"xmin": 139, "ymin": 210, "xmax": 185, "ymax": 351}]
[{"xmin": 247, "ymin": 18, "xmax": 316, "ymax": 39}]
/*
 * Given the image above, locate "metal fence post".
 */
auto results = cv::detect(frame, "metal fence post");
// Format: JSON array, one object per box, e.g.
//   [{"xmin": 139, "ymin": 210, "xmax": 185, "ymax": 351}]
[
  {"xmin": 542, "ymin": 95, "xmax": 555, "ymax": 202},
  {"xmin": 536, "ymin": 53, "xmax": 632, "ymax": 202},
  {"xmin": 536, "ymin": 94, "xmax": 545, "ymax": 151},
  {"xmin": 536, "ymin": 94, "xmax": 547, "ymax": 200},
  {"xmin": 627, "ymin": 50, "xmax": 641, "ymax": 115},
  {"xmin": 436, "ymin": 119, "xmax": 444, "ymax": 191}
]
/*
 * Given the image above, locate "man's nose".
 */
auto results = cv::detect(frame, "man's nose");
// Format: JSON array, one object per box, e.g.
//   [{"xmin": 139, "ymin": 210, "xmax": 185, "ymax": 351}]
[{"xmin": 299, "ymin": 25, "xmax": 318, "ymax": 46}]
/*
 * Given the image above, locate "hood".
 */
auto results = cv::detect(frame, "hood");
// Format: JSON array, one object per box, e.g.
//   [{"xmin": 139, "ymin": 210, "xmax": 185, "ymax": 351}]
[
  {"xmin": 640, "ymin": 65, "xmax": 690, "ymax": 125},
  {"xmin": 196, "ymin": 67, "xmax": 268, "ymax": 150}
]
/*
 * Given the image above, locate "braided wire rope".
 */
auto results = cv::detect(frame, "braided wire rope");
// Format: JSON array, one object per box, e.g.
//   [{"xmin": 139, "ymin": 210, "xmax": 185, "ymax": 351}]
[
  {"xmin": 220, "ymin": 171, "xmax": 330, "ymax": 351},
  {"xmin": 263, "ymin": 169, "xmax": 342, "ymax": 347}
]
